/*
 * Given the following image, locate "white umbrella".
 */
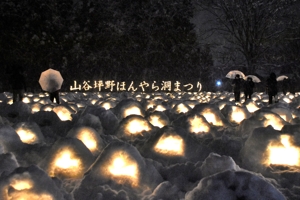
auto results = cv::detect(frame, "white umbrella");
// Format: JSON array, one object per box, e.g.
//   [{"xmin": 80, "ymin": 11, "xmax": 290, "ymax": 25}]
[
  {"xmin": 276, "ymin": 75, "xmax": 288, "ymax": 81},
  {"xmin": 244, "ymin": 75, "xmax": 261, "ymax": 83},
  {"xmin": 225, "ymin": 70, "xmax": 245, "ymax": 79},
  {"xmin": 39, "ymin": 68, "xmax": 64, "ymax": 93}
]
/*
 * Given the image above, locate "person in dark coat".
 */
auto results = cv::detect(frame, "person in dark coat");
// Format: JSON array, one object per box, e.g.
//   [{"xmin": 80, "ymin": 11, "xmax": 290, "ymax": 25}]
[
  {"xmin": 49, "ymin": 90, "xmax": 60, "ymax": 104},
  {"xmin": 266, "ymin": 72, "xmax": 278, "ymax": 104},
  {"xmin": 244, "ymin": 77, "xmax": 255, "ymax": 101},
  {"xmin": 10, "ymin": 66, "xmax": 27, "ymax": 103},
  {"xmin": 231, "ymin": 74, "xmax": 242, "ymax": 102},
  {"xmin": 48, "ymin": 79, "xmax": 60, "ymax": 104}
]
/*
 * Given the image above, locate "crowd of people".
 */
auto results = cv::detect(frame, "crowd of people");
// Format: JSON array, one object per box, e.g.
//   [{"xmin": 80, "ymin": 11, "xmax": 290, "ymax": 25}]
[{"xmin": 231, "ymin": 72, "xmax": 291, "ymax": 105}]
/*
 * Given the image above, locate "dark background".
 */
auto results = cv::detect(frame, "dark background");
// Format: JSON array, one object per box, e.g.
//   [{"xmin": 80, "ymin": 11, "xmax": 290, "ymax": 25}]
[{"xmin": 0, "ymin": 0, "xmax": 299, "ymax": 92}]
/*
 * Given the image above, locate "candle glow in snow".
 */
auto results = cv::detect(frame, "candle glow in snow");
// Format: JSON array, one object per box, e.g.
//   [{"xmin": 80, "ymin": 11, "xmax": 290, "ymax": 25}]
[
  {"xmin": 124, "ymin": 118, "xmax": 152, "ymax": 135},
  {"xmin": 71, "ymin": 127, "xmax": 101, "ymax": 155},
  {"xmin": 188, "ymin": 115, "xmax": 211, "ymax": 134},
  {"xmin": 154, "ymin": 133, "xmax": 185, "ymax": 156},
  {"xmin": 266, "ymin": 135, "xmax": 300, "ymax": 166},
  {"xmin": 3, "ymin": 175, "xmax": 53, "ymax": 200},
  {"xmin": 48, "ymin": 148, "xmax": 84, "ymax": 178},
  {"xmin": 102, "ymin": 151, "xmax": 140, "ymax": 187},
  {"xmin": 202, "ymin": 110, "xmax": 223, "ymax": 126}
]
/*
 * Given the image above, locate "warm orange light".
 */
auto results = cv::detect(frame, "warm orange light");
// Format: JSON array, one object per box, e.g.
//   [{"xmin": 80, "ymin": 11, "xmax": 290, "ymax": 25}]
[
  {"xmin": 49, "ymin": 149, "xmax": 83, "ymax": 178},
  {"xmin": 154, "ymin": 134, "xmax": 185, "ymax": 156},
  {"xmin": 175, "ymin": 103, "xmax": 190, "ymax": 114},
  {"xmin": 7, "ymin": 177, "xmax": 53, "ymax": 200},
  {"xmin": 22, "ymin": 97, "xmax": 31, "ymax": 104},
  {"xmin": 7, "ymin": 192, "xmax": 53, "ymax": 200},
  {"xmin": 125, "ymin": 119, "xmax": 151, "ymax": 135},
  {"xmin": 188, "ymin": 115, "xmax": 210, "ymax": 133},
  {"xmin": 52, "ymin": 106, "xmax": 73, "ymax": 121},
  {"xmin": 55, "ymin": 151, "xmax": 80, "ymax": 169},
  {"xmin": 154, "ymin": 105, "xmax": 166, "ymax": 112},
  {"xmin": 230, "ymin": 106, "xmax": 246, "ymax": 124},
  {"xmin": 15, "ymin": 128, "xmax": 37, "ymax": 144},
  {"xmin": 202, "ymin": 112, "xmax": 223, "ymax": 126},
  {"xmin": 263, "ymin": 113, "xmax": 285, "ymax": 130},
  {"xmin": 31, "ymin": 103, "xmax": 42, "ymax": 113},
  {"xmin": 123, "ymin": 107, "xmax": 143, "ymax": 118},
  {"xmin": 245, "ymin": 102, "xmax": 260, "ymax": 113},
  {"xmin": 76, "ymin": 128, "xmax": 98, "ymax": 154},
  {"xmin": 101, "ymin": 102, "xmax": 113, "ymax": 110},
  {"xmin": 266, "ymin": 135, "xmax": 300, "ymax": 166},
  {"xmin": 148, "ymin": 115, "xmax": 167, "ymax": 128},
  {"xmin": 105, "ymin": 151, "xmax": 139, "ymax": 187},
  {"xmin": 10, "ymin": 179, "xmax": 34, "ymax": 190},
  {"xmin": 41, "ymin": 105, "xmax": 53, "ymax": 111}
]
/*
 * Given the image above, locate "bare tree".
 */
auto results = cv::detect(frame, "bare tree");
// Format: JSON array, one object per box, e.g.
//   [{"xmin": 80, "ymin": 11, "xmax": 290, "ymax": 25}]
[{"xmin": 195, "ymin": 0, "xmax": 299, "ymax": 74}]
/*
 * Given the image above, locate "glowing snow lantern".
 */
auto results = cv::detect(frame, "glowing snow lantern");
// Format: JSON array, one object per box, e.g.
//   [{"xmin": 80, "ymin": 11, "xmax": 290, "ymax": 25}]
[
  {"xmin": 202, "ymin": 110, "xmax": 223, "ymax": 126},
  {"xmin": 0, "ymin": 164, "xmax": 69, "ymax": 200},
  {"xmin": 282, "ymin": 96, "xmax": 292, "ymax": 103},
  {"xmin": 76, "ymin": 102, "xmax": 86, "ymax": 109},
  {"xmin": 123, "ymin": 106, "xmax": 144, "ymax": 118},
  {"xmin": 145, "ymin": 100, "xmax": 157, "ymax": 110},
  {"xmin": 263, "ymin": 113, "xmax": 285, "ymax": 130},
  {"xmin": 41, "ymin": 138, "xmax": 94, "ymax": 179},
  {"xmin": 49, "ymin": 148, "xmax": 83, "ymax": 178},
  {"xmin": 188, "ymin": 115, "xmax": 211, "ymax": 134},
  {"xmin": 100, "ymin": 101, "xmax": 114, "ymax": 110},
  {"xmin": 7, "ymin": 99, "xmax": 13, "ymax": 105},
  {"xmin": 52, "ymin": 105, "xmax": 73, "ymax": 121},
  {"xmin": 218, "ymin": 102, "xmax": 227, "ymax": 110},
  {"xmin": 6, "ymin": 177, "xmax": 53, "ymax": 200},
  {"xmin": 174, "ymin": 103, "xmax": 190, "ymax": 114},
  {"xmin": 154, "ymin": 133, "xmax": 185, "ymax": 156},
  {"xmin": 10, "ymin": 178, "xmax": 34, "ymax": 190},
  {"xmin": 105, "ymin": 151, "xmax": 140, "ymax": 187},
  {"xmin": 22, "ymin": 96, "xmax": 31, "ymax": 104},
  {"xmin": 245, "ymin": 101, "xmax": 260, "ymax": 113},
  {"xmin": 154, "ymin": 104, "xmax": 167, "ymax": 112},
  {"xmin": 32, "ymin": 96, "xmax": 40, "ymax": 102},
  {"xmin": 14, "ymin": 122, "xmax": 44, "ymax": 145},
  {"xmin": 38, "ymin": 93, "xmax": 45, "ymax": 97},
  {"xmin": 125, "ymin": 117, "xmax": 152, "ymax": 135},
  {"xmin": 148, "ymin": 113, "xmax": 169, "ymax": 128},
  {"xmin": 68, "ymin": 126, "xmax": 102, "ymax": 156},
  {"xmin": 266, "ymin": 135, "xmax": 300, "ymax": 166},
  {"xmin": 31, "ymin": 103, "xmax": 42, "ymax": 113},
  {"xmin": 229, "ymin": 106, "xmax": 247, "ymax": 124},
  {"xmin": 40, "ymin": 104, "xmax": 54, "ymax": 111},
  {"xmin": 15, "ymin": 128, "xmax": 37, "ymax": 144}
]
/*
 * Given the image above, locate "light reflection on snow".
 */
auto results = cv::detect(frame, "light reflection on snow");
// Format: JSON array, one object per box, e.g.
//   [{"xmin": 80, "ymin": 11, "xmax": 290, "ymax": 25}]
[{"xmin": 266, "ymin": 135, "xmax": 300, "ymax": 166}]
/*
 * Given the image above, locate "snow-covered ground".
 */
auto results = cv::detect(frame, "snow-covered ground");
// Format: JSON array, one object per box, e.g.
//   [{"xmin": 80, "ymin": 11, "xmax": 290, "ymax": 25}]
[{"xmin": 0, "ymin": 91, "xmax": 299, "ymax": 200}]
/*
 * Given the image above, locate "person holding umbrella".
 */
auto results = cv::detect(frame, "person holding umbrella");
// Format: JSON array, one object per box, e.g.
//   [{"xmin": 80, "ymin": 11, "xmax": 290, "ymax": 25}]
[
  {"xmin": 231, "ymin": 74, "xmax": 242, "ymax": 102},
  {"xmin": 39, "ymin": 68, "xmax": 63, "ymax": 104},
  {"xmin": 243, "ymin": 77, "xmax": 255, "ymax": 101},
  {"xmin": 48, "ymin": 79, "xmax": 60, "ymax": 104},
  {"xmin": 266, "ymin": 72, "xmax": 278, "ymax": 104}
]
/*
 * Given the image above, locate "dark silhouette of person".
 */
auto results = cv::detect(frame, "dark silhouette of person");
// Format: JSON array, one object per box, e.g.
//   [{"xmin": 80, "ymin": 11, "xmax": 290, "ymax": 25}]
[
  {"xmin": 266, "ymin": 72, "xmax": 278, "ymax": 104},
  {"xmin": 231, "ymin": 74, "xmax": 242, "ymax": 102},
  {"xmin": 10, "ymin": 65, "xmax": 27, "ymax": 103},
  {"xmin": 244, "ymin": 77, "xmax": 255, "ymax": 101},
  {"xmin": 48, "ymin": 79, "xmax": 60, "ymax": 104},
  {"xmin": 282, "ymin": 78, "xmax": 289, "ymax": 95},
  {"xmin": 49, "ymin": 90, "xmax": 60, "ymax": 104}
]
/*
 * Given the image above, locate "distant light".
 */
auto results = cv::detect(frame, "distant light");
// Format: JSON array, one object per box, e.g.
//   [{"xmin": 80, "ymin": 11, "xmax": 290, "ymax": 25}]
[{"xmin": 216, "ymin": 80, "xmax": 222, "ymax": 86}]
